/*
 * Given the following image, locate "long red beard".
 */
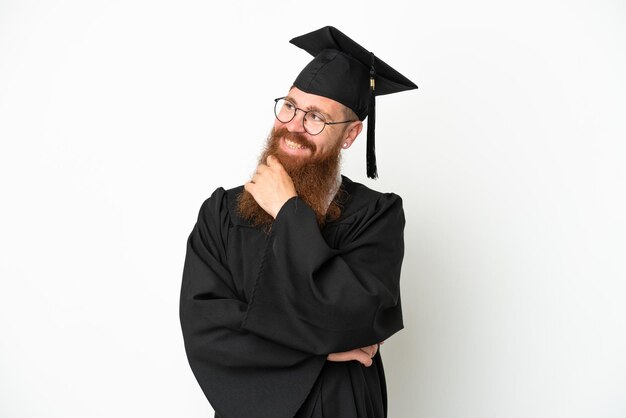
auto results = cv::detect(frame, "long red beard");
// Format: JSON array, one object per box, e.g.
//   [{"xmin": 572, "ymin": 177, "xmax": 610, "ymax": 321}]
[{"xmin": 237, "ymin": 127, "xmax": 344, "ymax": 229}]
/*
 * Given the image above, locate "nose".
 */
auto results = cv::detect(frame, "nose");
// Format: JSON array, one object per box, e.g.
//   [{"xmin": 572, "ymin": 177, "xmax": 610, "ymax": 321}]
[{"xmin": 284, "ymin": 109, "xmax": 307, "ymax": 133}]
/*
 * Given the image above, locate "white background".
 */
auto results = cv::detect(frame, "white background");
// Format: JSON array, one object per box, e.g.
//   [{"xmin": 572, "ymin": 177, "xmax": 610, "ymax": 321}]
[{"xmin": 1, "ymin": 1, "xmax": 625, "ymax": 417}]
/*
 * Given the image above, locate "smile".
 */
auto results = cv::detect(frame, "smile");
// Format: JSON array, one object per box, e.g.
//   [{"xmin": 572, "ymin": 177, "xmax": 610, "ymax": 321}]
[{"xmin": 284, "ymin": 138, "xmax": 307, "ymax": 150}]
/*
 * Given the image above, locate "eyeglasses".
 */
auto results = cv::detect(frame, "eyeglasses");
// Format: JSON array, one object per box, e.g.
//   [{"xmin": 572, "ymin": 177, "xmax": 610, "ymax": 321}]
[{"xmin": 273, "ymin": 97, "xmax": 357, "ymax": 136}]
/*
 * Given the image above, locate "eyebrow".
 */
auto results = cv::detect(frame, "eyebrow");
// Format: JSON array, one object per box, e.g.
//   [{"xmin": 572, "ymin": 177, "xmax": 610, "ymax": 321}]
[{"xmin": 285, "ymin": 95, "xmax": 332, "ymax": 119}]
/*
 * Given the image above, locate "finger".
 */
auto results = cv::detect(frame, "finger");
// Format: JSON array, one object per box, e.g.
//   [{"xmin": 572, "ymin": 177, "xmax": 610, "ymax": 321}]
[
  {"xmin": 266, "ymin": 155, "xmax": 283, "ymax": 169},
  {"xmin": 350, "ymin": 349, "xmax": 373, "ymax": 367},
  {"xmin": 359, "ymin": 347, "xmax": 374, "ymax": 358},
  {"xmin": 360, "ymin": 344, "xmax": 377, "ymax": 357},
  {"xmin": 328, "ymin": 349, "xmax": 372, "ymax": 367},
  {"xmin": 359, "ymin": 352, "xmax": 373, "ymax": 367},
  {"xmin": 354, "ymin": 349, "xmax": 374, "ymax": 366}
]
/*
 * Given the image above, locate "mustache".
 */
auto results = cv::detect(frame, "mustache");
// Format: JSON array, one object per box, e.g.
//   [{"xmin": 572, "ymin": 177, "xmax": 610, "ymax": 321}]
[{"xmin": 272, "ymin": 127, "xmax": 317, "ymax": 152}]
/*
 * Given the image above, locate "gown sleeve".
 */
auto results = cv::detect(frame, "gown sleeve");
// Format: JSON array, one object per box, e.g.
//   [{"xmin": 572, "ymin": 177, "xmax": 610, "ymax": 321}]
[
  {"xmin": 180, "ymin": 188, "xmax": 326, "ymax": 418},
  {"xmin": 241, "ymin": 191, "xmax": 405, "ymax": 355}
]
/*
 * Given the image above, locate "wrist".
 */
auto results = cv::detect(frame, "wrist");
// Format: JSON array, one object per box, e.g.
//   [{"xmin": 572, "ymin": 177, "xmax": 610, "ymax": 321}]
[{"xmin": 272, "ymin": 194, "xmax": 298, "ymax": 219}]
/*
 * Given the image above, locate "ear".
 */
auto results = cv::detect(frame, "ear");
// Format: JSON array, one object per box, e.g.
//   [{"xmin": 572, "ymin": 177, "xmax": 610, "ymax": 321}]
[{"xmin": 341, "ymin": 121, "xmax": 363, "ymax": 150}]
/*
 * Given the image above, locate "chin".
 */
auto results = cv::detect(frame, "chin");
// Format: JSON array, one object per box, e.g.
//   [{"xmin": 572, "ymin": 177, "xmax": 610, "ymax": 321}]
[{"xmin": 275, "ymin": 152, "xmax": 310, "ymax": 170}]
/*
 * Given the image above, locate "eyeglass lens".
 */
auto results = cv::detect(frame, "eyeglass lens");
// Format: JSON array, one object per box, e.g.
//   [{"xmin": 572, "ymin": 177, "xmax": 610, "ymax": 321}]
[{"xmin": 274, "ymin": 98, "xmax": 326, "ymax": 135}]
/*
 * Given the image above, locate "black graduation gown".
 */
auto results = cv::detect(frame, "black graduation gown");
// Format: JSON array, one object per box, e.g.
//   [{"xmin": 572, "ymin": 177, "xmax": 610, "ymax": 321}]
[{"xmin": 180, "ymin": 176, "xmax": 405, "ymax": 418}]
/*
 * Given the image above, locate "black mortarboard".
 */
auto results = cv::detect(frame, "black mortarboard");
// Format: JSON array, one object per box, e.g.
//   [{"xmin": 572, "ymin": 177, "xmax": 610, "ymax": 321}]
[{"xmin": 290, "ymin": 26, "xmax": 418, "ymax": 178}]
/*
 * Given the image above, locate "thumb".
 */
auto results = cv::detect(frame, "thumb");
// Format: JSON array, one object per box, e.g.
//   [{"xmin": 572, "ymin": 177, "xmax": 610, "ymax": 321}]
[{"xmin": 266, "ymin": 155, "xmax": 285, "ymax": 170}]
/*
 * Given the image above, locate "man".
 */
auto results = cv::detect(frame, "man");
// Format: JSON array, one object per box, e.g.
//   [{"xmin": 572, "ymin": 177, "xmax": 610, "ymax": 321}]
[{"xmin": 180, "ymin": 26, "xmax": 417, "ymax": 418}]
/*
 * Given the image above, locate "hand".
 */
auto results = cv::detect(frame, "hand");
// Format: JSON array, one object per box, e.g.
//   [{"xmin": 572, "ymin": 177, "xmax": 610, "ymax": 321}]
[
  {"xmin": 327, "ymin": 343, "xmax": 381, "ymax": 368},
  {"xmin": 244, "ymin": 155, "xmax": 297, "ymax": 219}
]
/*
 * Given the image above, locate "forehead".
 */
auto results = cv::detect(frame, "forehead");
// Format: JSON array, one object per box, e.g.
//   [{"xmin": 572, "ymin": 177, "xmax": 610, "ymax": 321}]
[{"xmin": 286, "ymin": 86, "xmax": 345, "ymax": 116}]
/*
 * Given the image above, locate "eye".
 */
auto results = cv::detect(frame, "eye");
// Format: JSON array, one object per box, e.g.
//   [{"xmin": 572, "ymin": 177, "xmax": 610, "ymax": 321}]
[
  {"xmin": 308, "ymin": 112, "xmax": 325, "ymax": 123},
  {"xmin": 283, "ymin": 101, "xmax": 296, "ymax": 111}
]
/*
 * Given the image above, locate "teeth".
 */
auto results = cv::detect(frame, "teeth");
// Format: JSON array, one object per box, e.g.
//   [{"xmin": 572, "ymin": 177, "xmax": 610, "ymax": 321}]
[{"xmin": 285, "ymin": 138, "xmax": 305, "ymax": 149}]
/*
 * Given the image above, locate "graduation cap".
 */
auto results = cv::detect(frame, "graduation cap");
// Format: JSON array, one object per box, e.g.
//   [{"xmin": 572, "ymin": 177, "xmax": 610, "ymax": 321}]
[{"xmin": 290, "ymin": 26, "xmax": 418, "ymax": 179}]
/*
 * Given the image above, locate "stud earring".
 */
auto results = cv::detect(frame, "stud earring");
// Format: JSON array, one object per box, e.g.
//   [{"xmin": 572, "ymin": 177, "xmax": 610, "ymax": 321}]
[{"xmin": 343, "ymin": 142, "xmax": 349, "ymax": 149}]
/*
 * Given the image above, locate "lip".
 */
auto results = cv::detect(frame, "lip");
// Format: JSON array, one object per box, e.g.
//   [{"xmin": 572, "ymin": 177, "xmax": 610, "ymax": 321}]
[{"xmin": 280, "ymin": 136, "xmax": 312, "ymax": 156}]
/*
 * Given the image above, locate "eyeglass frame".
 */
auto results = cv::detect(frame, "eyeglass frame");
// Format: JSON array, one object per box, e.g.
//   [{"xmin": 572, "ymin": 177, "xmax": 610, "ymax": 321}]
[{"xmin": 273, "ymin": 97, "xmax": 358, "ymax": 136}]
